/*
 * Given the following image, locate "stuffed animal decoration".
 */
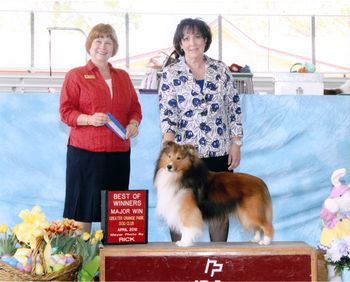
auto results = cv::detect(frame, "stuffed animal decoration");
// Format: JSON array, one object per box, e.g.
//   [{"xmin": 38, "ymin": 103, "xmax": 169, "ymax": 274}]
[
  {"xmin": 319, "ymin": 168, "xmax": 350, "ymax": 250},
  {"xmin": 229, "ymin": 63, "xmax": 242, "ymax": 72},
  {"xmin": 229, "ymin": 63, "xmax": 252, "ymax": 73},
  {"xmin": 290, "ymin": 62, "xmax": 316, "ymax": 73}
]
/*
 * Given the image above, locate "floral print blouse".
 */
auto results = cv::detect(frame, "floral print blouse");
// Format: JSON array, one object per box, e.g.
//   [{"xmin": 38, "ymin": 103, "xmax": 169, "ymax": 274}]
[{"xmin": 158, "ymin": 55, "xmax": 243, "ymax": 158}]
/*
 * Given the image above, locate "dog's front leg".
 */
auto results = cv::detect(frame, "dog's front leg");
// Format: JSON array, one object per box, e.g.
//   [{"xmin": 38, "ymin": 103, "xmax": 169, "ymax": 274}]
[
  {"xmin": 176, "ymin": 231, "xmax": 194, "ymax": 247},
  {"xmin": 176, "ymin": 227, "xmax": 201, "ymax": 247},
  {"xmin": 259, "ymin": 235, "xmax": 272, "ymax": 245},
  {"xmin": 251, "ymin": 230, "xmax": 261, "ymax": 243}
]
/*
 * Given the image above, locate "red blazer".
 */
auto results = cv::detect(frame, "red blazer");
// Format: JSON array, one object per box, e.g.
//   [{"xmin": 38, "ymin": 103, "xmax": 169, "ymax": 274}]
[{"xmin": 60, "ymin": 60, "xmax": 142, "ymax": 152}]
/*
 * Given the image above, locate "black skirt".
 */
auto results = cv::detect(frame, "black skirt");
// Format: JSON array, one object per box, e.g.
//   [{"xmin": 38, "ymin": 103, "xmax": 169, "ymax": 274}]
[
  {"xmin": 201, "ymin": 155, "xmax": 229, "ymax": 172},
  {"xmin": 63, "ymin": 145, "xmax": 130, "ymax": 222}
]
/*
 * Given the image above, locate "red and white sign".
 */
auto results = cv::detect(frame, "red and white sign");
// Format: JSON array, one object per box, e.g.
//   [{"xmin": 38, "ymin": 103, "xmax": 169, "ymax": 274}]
[{"xmin": 101, "ymin": 190, "xmax": 148, "ymax": 244}]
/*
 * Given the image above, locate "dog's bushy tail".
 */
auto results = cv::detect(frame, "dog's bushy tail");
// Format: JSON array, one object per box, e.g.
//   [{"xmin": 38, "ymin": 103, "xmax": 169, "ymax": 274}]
[{"xmin": 196, "ymin": 169, "xmax": 272, "ymax": 222}]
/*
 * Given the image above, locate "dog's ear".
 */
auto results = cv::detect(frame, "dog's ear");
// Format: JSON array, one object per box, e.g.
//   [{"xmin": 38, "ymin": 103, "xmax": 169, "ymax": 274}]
[
  {"xmin": 183, "ymin": 144, "xmax": 198, "ymax": 158},
  {"xmin": 162, "ymin": 140, "xmax": 175, "ymax": 150}
]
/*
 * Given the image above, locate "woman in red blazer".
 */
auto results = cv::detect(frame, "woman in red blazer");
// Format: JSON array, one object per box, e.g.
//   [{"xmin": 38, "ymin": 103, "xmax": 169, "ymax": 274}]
[{"xmin": 60, "ymin": 23, "xmax": 142, "ymax": 233}]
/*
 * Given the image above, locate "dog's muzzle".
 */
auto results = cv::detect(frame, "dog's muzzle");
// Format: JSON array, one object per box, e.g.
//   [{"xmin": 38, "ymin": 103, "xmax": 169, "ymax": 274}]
[{"xmin": 167, "ymin": 164, "xmax": 173, "ymax": 172}]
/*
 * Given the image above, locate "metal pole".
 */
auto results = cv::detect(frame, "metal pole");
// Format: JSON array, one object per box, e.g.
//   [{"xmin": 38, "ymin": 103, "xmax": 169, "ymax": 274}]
[
  {"xmin": 125, "ymin": 13, "xmax": 130, "ymax": 70},
  {"xmin": 30, "ymin": 11, "xmax": 34, "ymax": 69},
  {"xmin": 48, "ymin": 29, "xmax": 52, "ymax": 77},
  {"xmin": 268, "ymin": 17, "xmax": 270, "ymax": 72},
  {"xmin": 218, "ymin": 14, "xmax": 222, "ymax": 61},
  {"xmin": 311, "ymin": 15, "xmax": 316, "ymax": 66},
  {"xmin": 47, "ymin": 27, "xmax": 88, "ymax": 76}
]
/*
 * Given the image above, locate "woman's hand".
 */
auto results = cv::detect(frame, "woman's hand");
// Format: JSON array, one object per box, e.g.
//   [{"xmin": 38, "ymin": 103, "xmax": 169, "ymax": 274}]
[
  {"xmin": 87, "ymin": 113, "xmax": 109, "ymax": 127},
  {"xmin": 125, "ymin": 120, "xmax": 139, "ymax": 139},
  {"xmin": 228, "ymin": 143, "xmax": 241, "ymax": 170},
  {"xmin": 162, "ymin": 132, "xmax": 175, "ymax": 143}
]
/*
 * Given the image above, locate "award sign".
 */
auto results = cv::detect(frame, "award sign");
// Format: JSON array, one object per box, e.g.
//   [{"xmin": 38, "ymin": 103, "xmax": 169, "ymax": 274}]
[{"xmin": 101, "ymin": 190, "xmax": 148, "ymax": 244}]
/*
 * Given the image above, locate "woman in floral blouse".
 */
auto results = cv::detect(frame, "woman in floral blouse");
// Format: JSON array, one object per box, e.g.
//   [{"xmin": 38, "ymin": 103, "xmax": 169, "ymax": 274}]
[{"xmin": 158, "ymin": 18, "xmax": 243, "ymax": 242}]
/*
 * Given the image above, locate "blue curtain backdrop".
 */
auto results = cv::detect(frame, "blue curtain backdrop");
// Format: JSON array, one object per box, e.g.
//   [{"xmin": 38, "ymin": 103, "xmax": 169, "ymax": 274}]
[{"xmin": 0, "ymin": 93, "xmax": 349, "ymax": 260}]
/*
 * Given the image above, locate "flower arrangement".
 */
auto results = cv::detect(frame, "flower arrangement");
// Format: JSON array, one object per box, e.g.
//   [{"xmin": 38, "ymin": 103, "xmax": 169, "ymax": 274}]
[
  {"xmin": 76, "ymin": 230, "xmax": 104, "ymax": 281},
  {"xmin": 318, "ymin": 168, "xmax": 350, "ymax": 279},
  {"xmin": 324, "ymin": 237, "xmax": 350, "ymax": 275},
  {"xmin": 0, "ymin": 224, "xmax": 17, "ymax": 257},
  {"xmin": 0, "ymin": 206, "xmax": 103, "ymax": 281}
]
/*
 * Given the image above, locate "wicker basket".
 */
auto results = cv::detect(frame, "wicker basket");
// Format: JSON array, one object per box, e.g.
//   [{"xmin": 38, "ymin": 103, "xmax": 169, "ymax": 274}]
[{"xmin": 0, "ymin": 254, "xmax": 82, "ymax": 281}]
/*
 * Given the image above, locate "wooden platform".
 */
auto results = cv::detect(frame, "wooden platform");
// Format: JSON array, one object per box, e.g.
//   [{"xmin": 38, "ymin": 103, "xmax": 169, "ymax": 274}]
[{"xmin": 100, "ymin": 241, "xmax": 326, "ymax": 281}]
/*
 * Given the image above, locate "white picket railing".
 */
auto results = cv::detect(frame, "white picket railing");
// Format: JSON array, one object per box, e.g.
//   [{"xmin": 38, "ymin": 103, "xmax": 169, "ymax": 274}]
[{"xmin": 0, "ymin": 72, "xmax": 347, "ymax": 94}]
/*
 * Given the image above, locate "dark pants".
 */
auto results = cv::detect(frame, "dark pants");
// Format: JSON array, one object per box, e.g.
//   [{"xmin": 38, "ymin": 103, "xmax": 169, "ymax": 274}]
[{"xmin": 170, "ymin": 155, "xmax": 230, "ymax": 242}]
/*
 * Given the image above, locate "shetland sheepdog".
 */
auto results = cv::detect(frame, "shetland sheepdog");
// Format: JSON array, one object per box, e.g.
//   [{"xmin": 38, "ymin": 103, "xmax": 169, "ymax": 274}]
[{"xmin": 153, "ymin": 141, "xmax": 274, "ymax": 247}]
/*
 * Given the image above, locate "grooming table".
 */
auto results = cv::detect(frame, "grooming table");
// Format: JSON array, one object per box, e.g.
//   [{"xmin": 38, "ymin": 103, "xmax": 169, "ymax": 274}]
[{"xmin": 100, "ymin": 241, "xmax": 326, "ymax": 281}]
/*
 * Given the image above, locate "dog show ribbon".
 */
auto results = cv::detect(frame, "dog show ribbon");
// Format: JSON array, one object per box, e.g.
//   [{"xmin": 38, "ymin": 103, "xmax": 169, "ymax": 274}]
[{"xmin": 106, "ymin": 112, "xmax": 126, "ymax": 140}]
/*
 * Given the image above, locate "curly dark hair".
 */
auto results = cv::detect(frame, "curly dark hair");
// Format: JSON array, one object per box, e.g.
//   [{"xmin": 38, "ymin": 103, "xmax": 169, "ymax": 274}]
[{"xmin": 173, "ymin": 18, "xmax": 212, "ymax": 56}]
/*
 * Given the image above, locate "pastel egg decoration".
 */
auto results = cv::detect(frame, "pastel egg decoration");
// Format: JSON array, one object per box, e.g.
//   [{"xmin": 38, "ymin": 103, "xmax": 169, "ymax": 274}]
[
  {"xmin": 65, "ymin": 254, "xmax": 75, "ymax": 265},
  {"xmin": 35, "ymin": 262, "xmax": 44, "ymax": 276},
  {"xmin": 53, "ymin": 263, "xmax": 65, "ymax": 272},
  {"xmin": 1, "ymin": 255, "xmax": 18, "ymax": 267},
  {"xmin": 23, "ymin": 263, "xmax": 32, "ymax": 273}
]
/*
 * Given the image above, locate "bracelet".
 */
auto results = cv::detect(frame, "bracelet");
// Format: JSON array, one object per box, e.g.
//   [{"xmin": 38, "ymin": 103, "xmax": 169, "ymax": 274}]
[{"xmin": 232, "ymin": 139, "xmax": 242, "ymax": 147}]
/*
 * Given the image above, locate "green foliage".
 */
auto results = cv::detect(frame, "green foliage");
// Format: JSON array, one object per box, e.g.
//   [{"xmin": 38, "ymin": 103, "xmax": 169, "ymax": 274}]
[
  {"xmin": 50, "ymin": 231, "xmax": 78, "ymax": 255},
  {"xmin": 0, "ymin": 233, "xmax": 18, "ymax": 256},
  {"xmin": 75, "ymin": 235, "xmax": 102, "ymax": 267},
  {"xmin": 78, "ymin": 255, "xmax": 101, "ymax": 282},
  {"xmin": 329, "ymin": 256, "xmax": 350, "ymax": 275}
]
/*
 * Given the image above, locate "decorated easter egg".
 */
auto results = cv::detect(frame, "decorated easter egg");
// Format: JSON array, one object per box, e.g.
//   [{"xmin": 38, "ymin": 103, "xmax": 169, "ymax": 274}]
[
  {"xmin": 23, "ymin": 264, "xmax": 32, "ymax": 273},
  {"xmin": 35, "ymin": 263, "xmax": 44, "ymax": 275},
  {"xmin": 56, "ymin": 258, "xmax": 65, "ymax": 265},
  {"xmin": 65, "ymin": 255, "xmax": 75, "ymax": 265},
  {"xmin": 47, "ymin": 266, "xmax": 53, "ymax": 273},
  {"xmin": 8, "ymin": 257, "xmax": 18, "ymax": 267},
  {"xmin": 53, "ymin": 263, "xmax": 65, "ymax": 272},
  {"xmin": 15, "ymin": 255, "xmax": 28, "ymax": 266},
  {"xmin": 16, "ymin": 262, "xmax": 24, "ymax": 271}
]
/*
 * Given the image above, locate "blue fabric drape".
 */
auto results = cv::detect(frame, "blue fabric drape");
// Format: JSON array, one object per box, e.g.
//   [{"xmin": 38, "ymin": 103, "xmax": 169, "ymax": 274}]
[{"xmin": 1, "ymin": 93, "xmax": 349, "ymax": 250}]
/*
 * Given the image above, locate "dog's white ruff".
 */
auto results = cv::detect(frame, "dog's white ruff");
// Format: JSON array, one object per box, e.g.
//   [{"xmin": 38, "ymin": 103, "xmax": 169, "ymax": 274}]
[{"xmin": 154, "ymin": 168, "xmax": 203, "ymax": 247}]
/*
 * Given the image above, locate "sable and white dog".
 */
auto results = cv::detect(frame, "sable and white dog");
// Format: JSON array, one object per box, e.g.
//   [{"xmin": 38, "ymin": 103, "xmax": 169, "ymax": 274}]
[{"xmin": 153, "ymin": 141, "xmax": 274, "ymax": 247}]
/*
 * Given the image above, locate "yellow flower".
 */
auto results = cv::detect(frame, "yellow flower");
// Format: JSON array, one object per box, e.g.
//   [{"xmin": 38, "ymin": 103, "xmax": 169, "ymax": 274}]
[
  {"xmin": 82, "ymin": 232, "xmax": 90, "ymax": 241},
  {"xmin": 19, "ymin": 206, "xmax": 47, "ymax": 225},
  {"xmin": 12, "ymin": 205, "xmax": 49, "ymax": 249},
  {"xmin": 94, "ymin": 230, "xmax": 104, "ymax": 241},
  {"xmin": 0, "ymin": 224, "xmax": 8, "ymax": 234}
]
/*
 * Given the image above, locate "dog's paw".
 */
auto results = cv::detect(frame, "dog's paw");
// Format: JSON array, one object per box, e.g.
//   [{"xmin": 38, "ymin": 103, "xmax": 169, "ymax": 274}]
[
  {"xmin": 176, "ymin": 240, "xmax": 193, "ymax": 247},
  {"xmin": 251, "ymin": 231, "xmax": 261, "ymax": 243},
  {"xmin": 258, "ymin": 236, "xmax": 272, "ymax": 245}
]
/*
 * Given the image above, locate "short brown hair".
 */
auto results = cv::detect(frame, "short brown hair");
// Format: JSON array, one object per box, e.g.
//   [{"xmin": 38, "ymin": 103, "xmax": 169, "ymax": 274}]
[
  {"xmin": 173, "ymin": 18, "xmax": 212, "ymax": 56},
  {"xmin": 85, "ymin": 23, "xmax": 119, "ymax": 56}
]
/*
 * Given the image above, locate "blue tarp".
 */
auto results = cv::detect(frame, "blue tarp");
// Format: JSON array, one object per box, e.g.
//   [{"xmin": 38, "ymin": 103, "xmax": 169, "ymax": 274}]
[{"xmin": 1, "ymin": 93, "xmax": 350, "ymax": 267}]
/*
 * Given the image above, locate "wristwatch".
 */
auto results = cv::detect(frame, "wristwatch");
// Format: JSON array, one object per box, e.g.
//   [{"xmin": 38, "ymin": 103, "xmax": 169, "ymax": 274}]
[{"xmin": 232, "ymin": 140, "xmax": 242, "ymax": 147}]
